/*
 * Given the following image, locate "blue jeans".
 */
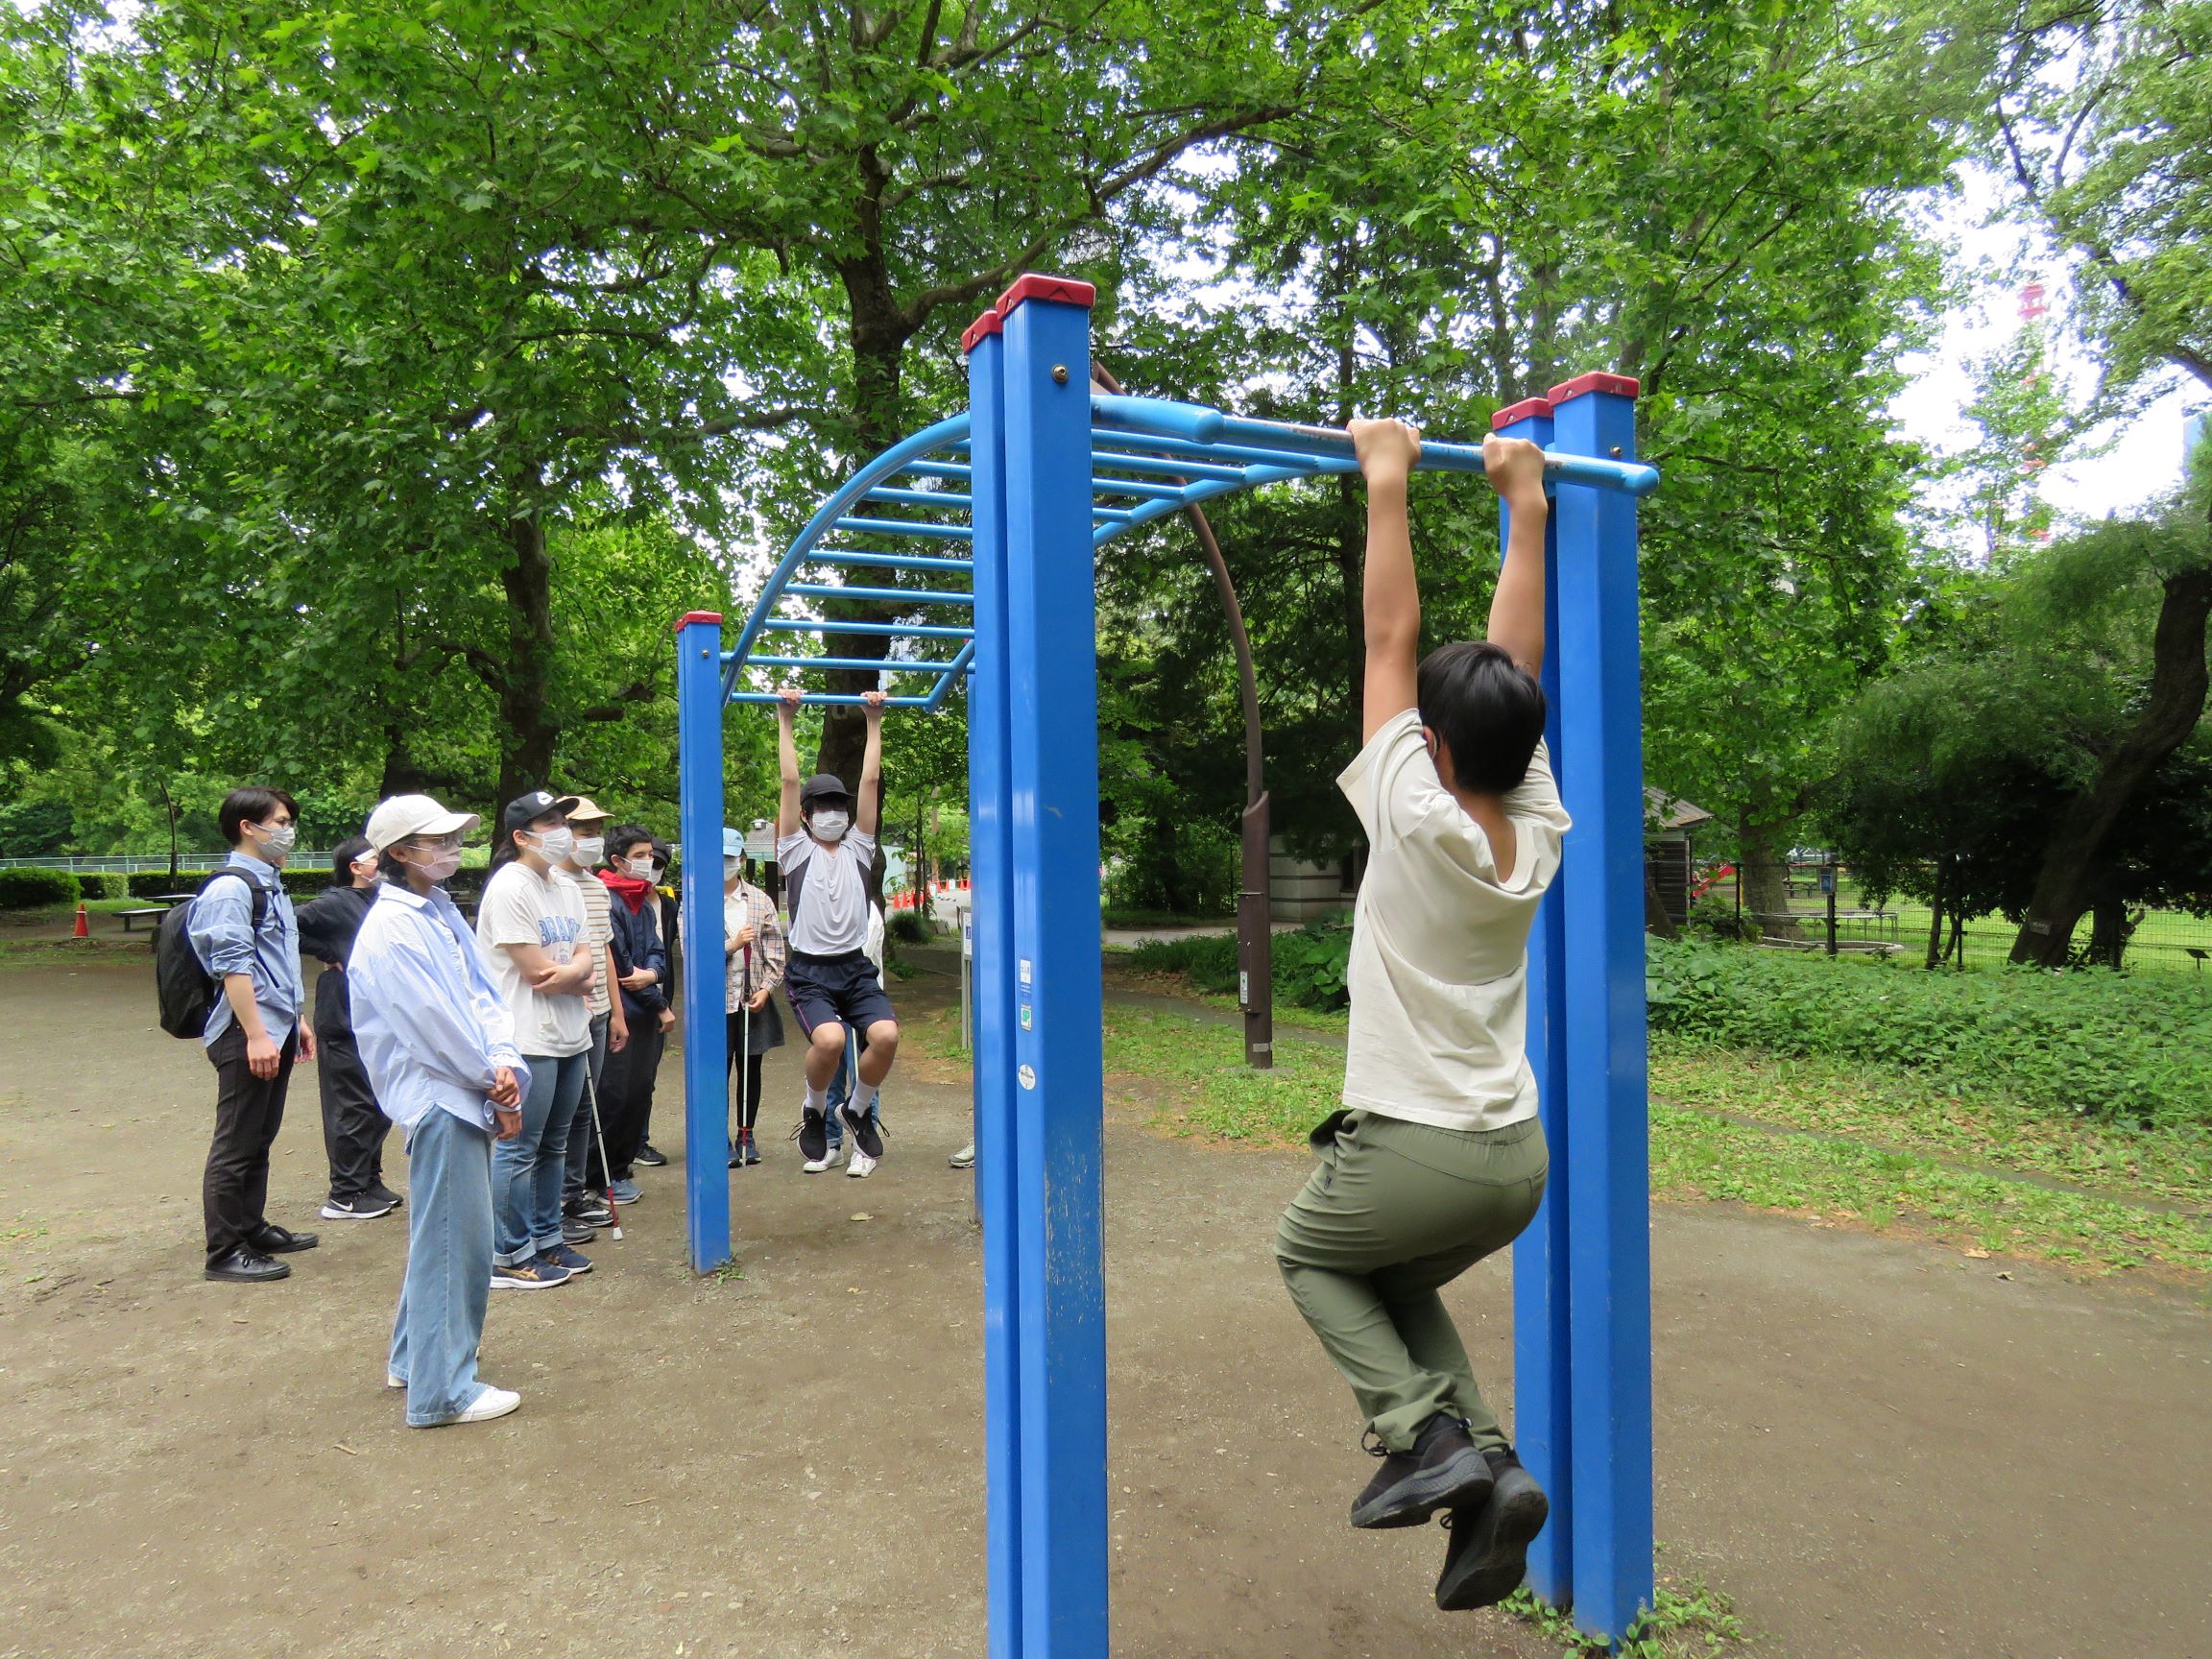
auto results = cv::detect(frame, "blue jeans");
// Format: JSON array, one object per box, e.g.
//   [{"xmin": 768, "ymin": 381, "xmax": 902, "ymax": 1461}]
[
  {"xmin": 825, "ymin": 1033, "xmax": 881, "ymax": 1148},
  {"xmin": 493, "ymin": 1051, "xmax": 587, "ymax": 1266},
  {"xmin": 389, "ymin": 1108, "xmax": 494, "ymax": 1426},
  {"xmin": 565, "ymin": 1014, "xmax": 611, "ymax": 1204}
]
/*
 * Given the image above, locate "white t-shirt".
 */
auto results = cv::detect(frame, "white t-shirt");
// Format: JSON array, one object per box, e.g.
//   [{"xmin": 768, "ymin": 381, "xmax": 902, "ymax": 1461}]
[
  {"xmin": 475, "ymin": 860, "xmax": 592, "ymax": 1058},
  {"xmin": 1337, "ymin": 709, "xmax": 1572, "ymax": 1132},
  {"xmin": 778, "ymin": 827, "xmax": 878, "ymax": 955}
]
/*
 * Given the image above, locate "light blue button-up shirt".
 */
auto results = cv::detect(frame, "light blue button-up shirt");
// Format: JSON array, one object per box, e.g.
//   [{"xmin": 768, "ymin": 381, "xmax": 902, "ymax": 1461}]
[
  {"xmin": 349, "ymin": 880, "xmax": 531, "ymax": 1138},
  {"xmin": 185, "ymin": 852, "xmax": 304, "ymax": 1049}
]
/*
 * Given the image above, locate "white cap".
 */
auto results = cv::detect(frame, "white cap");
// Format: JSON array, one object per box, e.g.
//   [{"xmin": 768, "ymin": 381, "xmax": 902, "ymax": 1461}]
[{"xmin": 364, "ymin": 794, "xmax": 482, "ymax": 852}]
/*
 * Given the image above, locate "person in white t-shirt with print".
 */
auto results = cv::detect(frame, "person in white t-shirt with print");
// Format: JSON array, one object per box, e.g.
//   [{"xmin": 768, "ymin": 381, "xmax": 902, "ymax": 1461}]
[
  {"xmin": 475, "ymin": 791, "xmax": 596, "ymax": 1290},
  {"xmin": 775, "ymin": 686, "xmax": 899, "ymax": 1174},
  {"xmin": 1274, "ymin": 423, "xmax": 1570, "ymax": 1615}
]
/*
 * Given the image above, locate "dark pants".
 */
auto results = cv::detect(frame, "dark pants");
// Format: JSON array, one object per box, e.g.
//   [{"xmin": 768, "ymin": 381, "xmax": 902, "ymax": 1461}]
[
  {"xmin": 204, "ymin": 1023, "xmax": 299, "ymax": 1261},
  {"xmin": 729, "ymin": 1013, "xmax": 765, "ymax": 1134},
  {"xmin": 598, "ymin": 1018, "xmax": 665, "ymax": 1180},
  {"xmin": 565, "ymin": 1012, "xmax": 612, "ymax": 1203}
]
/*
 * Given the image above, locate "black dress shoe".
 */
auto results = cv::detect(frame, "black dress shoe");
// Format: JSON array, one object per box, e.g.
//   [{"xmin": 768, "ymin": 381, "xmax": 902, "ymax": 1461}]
[
  {"xmin": 205, "ymin": 1247, "xmax": 291, "ymax": 1284},
  {"xmin": 250, "ymin": 1224, "xmax": 320, "ymax": 1254},
  {"xmin": 634, "ymin": 1143, "xmax": 668, "ymax": 1167}
]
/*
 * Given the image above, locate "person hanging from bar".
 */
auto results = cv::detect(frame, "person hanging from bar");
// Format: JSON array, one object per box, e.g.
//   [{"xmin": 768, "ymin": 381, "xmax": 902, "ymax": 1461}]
[
  {"xmin": 1274, "ymin": 421, "xmax": 1568, "ymax": 1612},
  {"xmin": 775, "ymin": 685, "xmax": 899, "ymax": 1175}
]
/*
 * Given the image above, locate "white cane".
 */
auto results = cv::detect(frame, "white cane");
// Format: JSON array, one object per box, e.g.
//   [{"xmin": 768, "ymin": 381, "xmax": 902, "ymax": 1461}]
[
  {"xmin": 584, "ymin": 1058, "xmax": 622, "ymax": 1243},
  {"xmin": 737, "ymin": 936, "xmax": 753, "ymax": 1164}
]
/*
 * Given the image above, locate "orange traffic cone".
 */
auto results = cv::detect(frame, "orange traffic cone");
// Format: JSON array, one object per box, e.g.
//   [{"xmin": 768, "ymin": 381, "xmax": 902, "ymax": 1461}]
[{"xmin": 72, "ymin": 902, "xmax": 89, "ymax": 939}]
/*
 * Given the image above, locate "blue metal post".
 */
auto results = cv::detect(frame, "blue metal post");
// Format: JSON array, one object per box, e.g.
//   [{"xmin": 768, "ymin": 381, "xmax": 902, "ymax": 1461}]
[
  {"xmin": 965, "ymin": 311, "xmax": 1025, "ymax": 1659},
  {"xmin": 1549, "ymin": 376, "xmax": 1655, "ymax": 1643},
  {"xmin": 999, "ymin": 279, "xmax": 1108, "ymax": 1659},
  {"xmin": 674, "ymin": 611, "xmax": 732, "ymax": 1273},
  {"xmin": 1499, "ymin": 398, "xmax": 1574, "ymax": 1612}
]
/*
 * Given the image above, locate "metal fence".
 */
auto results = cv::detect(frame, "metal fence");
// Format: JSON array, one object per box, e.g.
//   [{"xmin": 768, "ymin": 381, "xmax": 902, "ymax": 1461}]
[
  {"xmin": 1690, "ymin": 859, "xmax": 2212, "ymax": 971},
  {"xmin": 0, "ymin": 853, "xmax": 262, "ymax": 875}
]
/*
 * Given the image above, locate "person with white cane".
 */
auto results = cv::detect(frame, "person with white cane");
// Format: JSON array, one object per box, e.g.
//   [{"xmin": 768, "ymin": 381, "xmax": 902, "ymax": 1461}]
[{"xmin": 720, "ymin": 828, "xmax": 785, "ymax": 1168}]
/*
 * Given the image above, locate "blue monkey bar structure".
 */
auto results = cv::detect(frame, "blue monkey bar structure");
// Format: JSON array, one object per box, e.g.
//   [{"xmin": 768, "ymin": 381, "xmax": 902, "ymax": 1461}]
[{"xmin": 672, "ymin": 274, "xmax": 1659, "ymax": 1651}]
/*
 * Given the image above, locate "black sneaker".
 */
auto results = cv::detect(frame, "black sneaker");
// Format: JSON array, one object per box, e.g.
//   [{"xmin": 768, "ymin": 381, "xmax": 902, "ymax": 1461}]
[
  {"xmin": 561, "ymin": 1216, "xmax": 598, "ymax": 1246},
  {"xmin": 204, "ymin": 1246, "xmax": 290, "ymax": 1284},
  {"xmin": 741, "ymin": 1132, "xmax": 760, "ymax": 1167},
  {"xmin": 368, "ymin": 1182, "xmax": 404, "ymax": 1208},
  {"xmin": 320, "ymin": 1194, "xmax": 396, "ymax": 1221},
  {"xmin": 249, "ymin": 1224, "xmax": 320, "ymax": 1254},
  {"xmin": 1350, "ymin": 1414, "xmax": 1494, "ymax": 1529},
  {"xmin": 795, "ymin": 1109, "xmax": 829, "ymax": 1166},
  {"xmin": 565, "ymin": 1194, "xmax": 613, "ymax": 1227},
  {"xmin": 838, "ymin": 1103, "xmax": 885, "ymax": 1161},
  {"xmin": 634, "ymin": 1143, "xmax": 668, "ymax": 1167},
  {"xmin": 1434, "ymin": 1449, "xmax": 1551, "ymax": 1611}
]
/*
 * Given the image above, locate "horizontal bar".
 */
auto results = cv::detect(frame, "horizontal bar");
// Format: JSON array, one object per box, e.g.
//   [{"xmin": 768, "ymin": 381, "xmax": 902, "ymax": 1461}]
[
  {"xmin": 1090, "ymin": 445, "xmax": 1254, "ymax": 485},
  {"xmin": 901, "ymin": 460, "xmax": 974, "ymax": 483},
  {"xmin": 784, "ymin": 583, "xmax": 973, "ymax": 607},
  {"xmin": 1088, "ymin": 474, "xmax": 1190, "ymax": 501},
  {"xmin": 762, "ymin": 618, "xmax": 975, "ymax": 640},
  {"xmin": 1093, "ymin": 393, "xmax": 1662, "ymax": 496},
  {"xmin": 832, "ymin": 517, "xmax": 973, "ymax": 541},
  {"xmin": 731, "ymin": 692, "xmax": 937, "ymax": 708},
  {"xmin": 1098, "ymin": 427, "xmax": 1356, "ymax": 475},
  {"xmin": 744, "ymin": 654, "xmax": 960, "ymax": 675},
  {"xmin": 865, "ymin": 486, "xmax": 975, "ymax": 510},
  {"xmin": 807, "ymin": 549, "xmax": 975, "ymax": 574},
  {"xmin": 1091, "ymin": 504, "xmax": 1136, "ymax": 521}
]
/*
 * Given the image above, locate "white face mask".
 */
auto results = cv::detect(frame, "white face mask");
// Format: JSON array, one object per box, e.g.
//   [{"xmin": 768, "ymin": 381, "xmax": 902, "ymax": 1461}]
[
  {"xmin": 572, "ymin": 835, "xmax": 604, "ymax": 867},
  {"xmin": 809, "ymin": 809, "xmax": 851, "ymax": 843},
  {"xmin": 404, "ymin": 846, "xmax": 463, "ymax": 883},
  {"xmin": 526, "ymin": 827, "xmax": 574, "ymax": 866},
  {"xmin": 255, "ymin": 821, "xmax": 298, "ymax": 859},
  {"xmin": 724, "ymin": 855, "xmax": 742, "ymax": 879},
  {"xmin": 350, "ymin": 854, "xmax": 380, "ymax": 883},
  {"xmin": 627, "ymin": 854, "xmax": 656, "ymax": 879}
]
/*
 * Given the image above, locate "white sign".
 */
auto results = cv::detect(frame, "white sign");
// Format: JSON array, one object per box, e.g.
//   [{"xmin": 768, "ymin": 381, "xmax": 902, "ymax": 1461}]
[{"xmin": 960, "ymin": 905, "xmax": 973, "ymax": 959}]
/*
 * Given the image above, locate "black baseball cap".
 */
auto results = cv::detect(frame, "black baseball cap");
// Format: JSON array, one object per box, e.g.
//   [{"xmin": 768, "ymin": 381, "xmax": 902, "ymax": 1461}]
[
  {"xmin": 799, "ymin": 773, "xmax": 851, "ymax": 807},
  {"xmin": 500, "ymin": 790, "xmax": 580, "ymax": 837}
]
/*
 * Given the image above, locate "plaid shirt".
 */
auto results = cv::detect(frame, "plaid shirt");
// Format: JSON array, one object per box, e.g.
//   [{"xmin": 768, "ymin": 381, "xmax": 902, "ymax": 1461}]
[{"xmin": 725, "ymin": 880, "xmax": 786, "ymax": 1014}]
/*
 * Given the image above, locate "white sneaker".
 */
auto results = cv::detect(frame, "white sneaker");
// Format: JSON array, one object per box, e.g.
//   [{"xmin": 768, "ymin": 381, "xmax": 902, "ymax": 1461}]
[
  {"xmin": 949, "ymin": 1142, "xmax": 975, "ymax": 1169},
  {"xmin": 847, "ymin": 1150, "xmax": 878, "ymax": 1178},
  {"xmin": 802, "ymin": 1148, "xmax": 839, "ymax": 1173},
  {"xmin": 386, "ymin": 1371, "xmax": 405, "ymax": 1390},
  {"xmin": 448, "ymin": 1385, "xmax": 521, "ymax": 1426}
]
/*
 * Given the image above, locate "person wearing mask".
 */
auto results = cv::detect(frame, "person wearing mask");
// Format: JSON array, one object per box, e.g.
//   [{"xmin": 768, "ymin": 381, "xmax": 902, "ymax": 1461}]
[
  {"xmin": 349, "ymin": 794, "xmax": 528, "ymax": 1428},
  {"xmin": 632, "ymin": 836, "xmax": 681, "ymax": 1166},
  {"xmin": 189, "ymin": 786, "xmax": 318, "ymax": 1284},
  {"xmin": 555, "ymin": 798, "xmax": 625, "ymax": 1238},
  {"xmin": 719, "ymin": 830, "xmax": 785, "ymax": 1168},
  {"xmin": 596, "ymin": 825, "xmax": 674, "ymax": 1203},
  {"xmin": 298, "ymin": 837, "xmax": 399, "ymax": 1221},
  {"xmin": 476, "ymin": 792, "xmax": 595, "ymax": 1288}
]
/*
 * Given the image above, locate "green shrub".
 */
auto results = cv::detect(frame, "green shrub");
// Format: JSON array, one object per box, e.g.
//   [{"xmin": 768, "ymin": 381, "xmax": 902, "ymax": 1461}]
[
  {"xmin": 1127, "ymin": 921, "xmax": 1353, "ymax": 1013},
  {"xmin": 0, "ymin": 868, "xmax": 79, "ymax": 909},
  {"xmin": 1127, "ymin": 931, "xmax": 1239, "ymax": 993},
  {"xmin": 72, "ymin": 872, "xmax": 127, "ymax": 901},
  {"xmin": 1647, "ymin": 938, "xmax": 2212, "ymax": 1129},
  {"xmin": 887, "ymin": 907, "xmax": 932, "ymax": 945}
]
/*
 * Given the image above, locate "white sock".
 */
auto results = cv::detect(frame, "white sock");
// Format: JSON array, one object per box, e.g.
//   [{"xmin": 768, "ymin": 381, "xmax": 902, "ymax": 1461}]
[
  {"xmin": 856, "ymin": 1083, "xmax": 881, "ymax": 1117},
  {"xmin": 805, "ymin": 1084, "xmax": 827, "ymax": 1116}
]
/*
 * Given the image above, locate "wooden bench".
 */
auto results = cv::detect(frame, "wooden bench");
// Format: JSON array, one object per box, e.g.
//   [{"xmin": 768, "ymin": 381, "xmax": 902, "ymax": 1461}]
[{"xmin": 116, "ymin": 906, "xmax": 170, "ymax": 933}]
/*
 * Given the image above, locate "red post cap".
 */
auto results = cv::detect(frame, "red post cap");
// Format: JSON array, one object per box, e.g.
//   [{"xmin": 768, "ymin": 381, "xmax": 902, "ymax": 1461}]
[
  {"xmin": 672, "ymin": 611, "xmax": 724, "ymax": 633},
  {"xmin": 1492, "ymin": 397, "xmax": 1555, "ymax": 430},
  {"xmin": 995, "ymin": 273, "xmax": 1097, "ymax": 315},
  {"xmin": 961, "ymin": 306, "xmax": 1005, "ymax": 355},
  {"xmin": 1546, "ymin": 372, "xmax": 1641, "ymax": 402}
]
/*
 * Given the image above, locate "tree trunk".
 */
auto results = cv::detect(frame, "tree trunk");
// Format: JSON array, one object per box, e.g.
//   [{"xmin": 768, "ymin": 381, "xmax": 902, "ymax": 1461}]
[
  {"xmin": 2009, "ymin": 564, "xmax": 2212, "ymax": 965},
  {"xmin": 1923, "ymin": 859, "xmax": 1945, "ymax": 971},
  {"xmin": 2084, "ymin": 895, "xmax": 2132, "ymax": 970},
  {"xmin": 1644, "ymin": 863, "xmax": 1680, "ymax": 940},
  {"xmin": 493, "ymin": 513, "xmax": 562, "ymax": 806},
  {"xmin": 1738, "ymin": 815, "xmax": 1802, "ymax": 941}
]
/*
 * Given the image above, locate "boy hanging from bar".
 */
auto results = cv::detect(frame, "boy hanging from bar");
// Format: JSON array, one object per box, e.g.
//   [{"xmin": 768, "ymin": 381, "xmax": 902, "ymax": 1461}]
[
  {"xmin": 776, "ymin": 685, "xmax": 900, "ymax": 1173},
  {"xmin": 1274, "ymin": 421, "xmax": 1566, "ymax": 1612}
]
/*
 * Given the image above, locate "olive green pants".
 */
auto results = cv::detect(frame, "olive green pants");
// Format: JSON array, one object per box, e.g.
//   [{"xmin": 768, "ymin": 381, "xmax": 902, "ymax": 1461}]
[{"xmin": 1275, "ymin": 1108, "xmax": 1548, "ymax": 1454}]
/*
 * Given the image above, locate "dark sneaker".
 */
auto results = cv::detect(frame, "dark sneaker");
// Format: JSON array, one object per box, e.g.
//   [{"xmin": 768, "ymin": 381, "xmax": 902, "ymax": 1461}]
[
  {"xmin": 368, "ymin": 1182, "xmax": 404, "ymax": 1208},
  {"xmin": 1351, "ymin": 1414, "xmax": 1494, "ymax": 1530},
  {"xmin": 491, "ymin": 1260, "xmax": 569, "ymax": 1290},
  {"xmin": 321, "ymin": 1194, "xmax": 396, "ymax": 1221},
  {"xmin": 838, "ymin": 1102, "xmax": 885, "ymax": 1161},
  {"xmin": 634, "ymin": 1143, "xmax": 669, "ymax": 1167},
  {"xmin": 566, "ymin": 1194, "xmax": 613, "ymax": 1226},
  {"xmin": 608, "ymin": 1178, "xmax": 642, "ymax": 1205},
  {"xmin": 741, "ymin": 1133, "xmax": 761, "ymax": 1167},
  {"xmin": 795, "ymin": 1108, "xmax": 829, "ymax": 1166},
  {"xmin": 249, "ymin": 1224, "xmax": 320, "ymax": 1254},
  {"xmin": 541, "ymin": 1244, "xmax": 592, "ymax": 1276},
  {"xmin": 1435, "ymin": 1449, "xmax": 1551, "ymax": 1611},
  {"xmin": 204, "ymin": 1246, "xmax": 290, "ymax": 1284},
  {"xmin": 560, "ymin": 1217, "xmax": 598, "ymax": 1246}
]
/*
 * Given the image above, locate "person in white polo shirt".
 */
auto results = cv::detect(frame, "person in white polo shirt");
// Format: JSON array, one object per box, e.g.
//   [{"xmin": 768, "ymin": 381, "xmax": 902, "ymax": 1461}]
[{"xmin": 349, "ymin": 795, "xmax": 528, "ymax": 1429}]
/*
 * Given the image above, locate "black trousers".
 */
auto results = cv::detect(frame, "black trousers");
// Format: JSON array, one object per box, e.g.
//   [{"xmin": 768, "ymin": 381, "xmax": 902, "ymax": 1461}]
[
  {"xmin": 597, "ymin": 1020, "xmax": 665, "ymax": 1181},
  {"xmin": 728, "ymin": 1012, "xmax": 766, "ymax": 1135},
  {"xmin": 204, "ymin": 1023, "xmax": 299, "ymax": 1260},
  {"xmin": 566, "ymin": 1012, "xmax": 612, "ymax": 1202}
]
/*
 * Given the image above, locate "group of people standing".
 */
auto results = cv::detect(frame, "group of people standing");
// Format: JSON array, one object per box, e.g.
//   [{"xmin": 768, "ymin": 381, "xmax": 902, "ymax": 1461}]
[{"xmin": 180, "ymin": 688, "xmax": 905, "ymax": 1430}]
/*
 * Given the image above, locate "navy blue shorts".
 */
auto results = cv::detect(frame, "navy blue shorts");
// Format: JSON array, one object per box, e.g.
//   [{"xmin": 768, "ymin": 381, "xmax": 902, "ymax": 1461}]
[{"xmin": 785, "ymin": 950, "xmax": 896, "ymax": 1039}]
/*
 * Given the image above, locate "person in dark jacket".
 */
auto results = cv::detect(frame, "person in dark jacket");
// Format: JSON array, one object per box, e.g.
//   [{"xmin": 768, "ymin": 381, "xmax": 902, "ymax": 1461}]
[
  {"xmin": 297, "ymin": 836, "xmax": 399, "ymax": 1220},
  {"xmin": 593, "ymin": 826, "xmax": 673, "ymax": 1203}
]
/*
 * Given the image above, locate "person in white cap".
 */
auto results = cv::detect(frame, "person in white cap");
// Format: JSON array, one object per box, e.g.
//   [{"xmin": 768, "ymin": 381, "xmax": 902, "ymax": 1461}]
[{"xmin": 349, "ymin": 794, "xmax": 529, "ymax": 1429}]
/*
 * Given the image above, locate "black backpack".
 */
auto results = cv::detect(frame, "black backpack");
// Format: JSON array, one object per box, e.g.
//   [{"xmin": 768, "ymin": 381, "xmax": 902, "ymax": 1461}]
[{"xmin": 155, "ymin": 869, "xmax": 272, "ymax": 1040}]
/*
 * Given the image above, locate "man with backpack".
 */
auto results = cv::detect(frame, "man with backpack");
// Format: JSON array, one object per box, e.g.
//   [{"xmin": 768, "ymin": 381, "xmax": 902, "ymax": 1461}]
[{"xmin": 173, "ymin": 786, "xmax": 318, "ymax": 1284}]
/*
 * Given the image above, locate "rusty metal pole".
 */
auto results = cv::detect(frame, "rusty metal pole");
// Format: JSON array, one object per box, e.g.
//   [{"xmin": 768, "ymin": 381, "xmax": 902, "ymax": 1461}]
[{"xmin": 1094, "ymin": 365, "xmax": 1273, "ymax": 1068}]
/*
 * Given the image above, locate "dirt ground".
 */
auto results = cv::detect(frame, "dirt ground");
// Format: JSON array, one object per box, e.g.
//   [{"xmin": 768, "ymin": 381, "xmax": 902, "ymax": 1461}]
[{"xmin": 1, "ymin": 937, "xmax": 2208, "ymax": 1658}]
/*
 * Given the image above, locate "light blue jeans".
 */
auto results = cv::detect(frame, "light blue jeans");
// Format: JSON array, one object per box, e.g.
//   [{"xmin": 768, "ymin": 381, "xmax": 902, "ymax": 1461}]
[
  {"xmin": 825, "ymin": 1033, "xmax": 881, "ymax": 1148},
  {"xmin": 389, "ymin": 1108, "xmax": 495, "ymax": 1427},
  {"xmin": 493, "ymin": 1051, "xmax": 586, "ymax": 1267}
]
